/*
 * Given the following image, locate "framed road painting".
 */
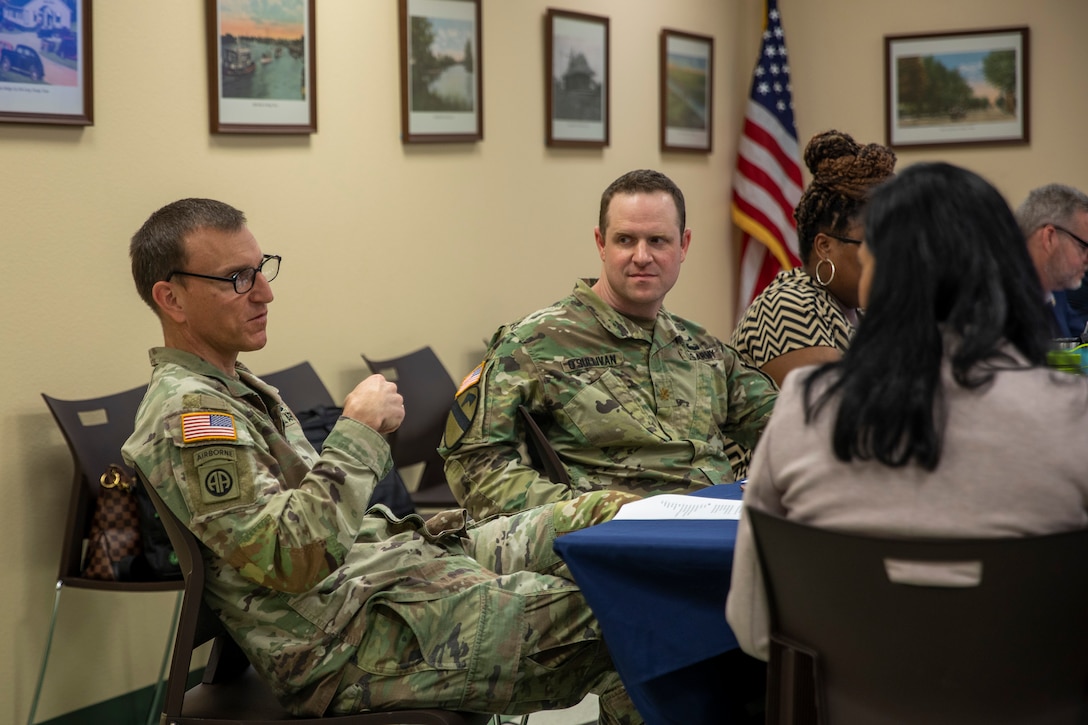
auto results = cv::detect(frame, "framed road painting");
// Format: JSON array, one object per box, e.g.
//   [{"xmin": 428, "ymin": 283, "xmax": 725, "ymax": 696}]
[
  {"xmin": 545, "ymin": 8, "xmax": 609, "ymax": 148},
  {"xmin": 0, "ymin": 0, "xmax": 92, "ymax": 126},
  {"xmin": 206, "ymin": 0, "xmax": 317, "ymax": 134},
  {"xmin": 660, "ymin": 28, "xmax": 713, "ymax": 153},
  {"xmin": 398, "ymin": 0, "xmax": 482, "ymax": 143},
  {"xmin": 885, "ymin": 26, "xmax": 1029, "ymax": 149}
]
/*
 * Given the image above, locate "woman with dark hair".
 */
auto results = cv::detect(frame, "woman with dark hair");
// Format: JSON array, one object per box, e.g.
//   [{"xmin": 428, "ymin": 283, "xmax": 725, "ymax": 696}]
[
  {"xmin": 730, "ymin": 130, "xmax": 896, "ymax": 386},
  {"xmin": 726, "ymin": 162, "xmax": 1088, "ymax": 661}
]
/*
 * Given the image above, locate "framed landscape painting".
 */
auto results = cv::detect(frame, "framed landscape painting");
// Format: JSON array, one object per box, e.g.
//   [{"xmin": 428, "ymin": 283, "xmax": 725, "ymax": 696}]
[
  {"xmin": 0, "ymin": 0, "xmax": 92, "ymax": 126},
  {"xmin": 660, "ymin": 28, "xmax": 713, "ymax": 153},
  {"xmin": 399, "ymin": 0, "xmax": 482, "ymax": 143},
  {"xmin": 545, "ymin": 8, "xmax": 609, "ymax": 148},
  {"xmin": 885, "ymin": 27, "xmax": 1029, "ymax": 149},
  {"xmin": 206, "ymin": 0, "xmax": 316, "ymax": 134}
]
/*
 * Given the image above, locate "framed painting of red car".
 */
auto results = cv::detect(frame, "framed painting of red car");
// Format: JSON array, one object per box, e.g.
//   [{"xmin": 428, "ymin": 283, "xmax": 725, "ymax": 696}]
[
  {"xmin": 0, "ymin": 0, "xmax": 92, "ymax": 126},
  {"xmin": 206, "ymin": 0, "xmax": 317, "ymax": 134}
]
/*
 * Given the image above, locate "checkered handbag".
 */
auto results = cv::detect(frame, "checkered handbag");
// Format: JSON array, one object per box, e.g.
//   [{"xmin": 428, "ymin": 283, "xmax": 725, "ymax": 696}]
[{"xmin": 83, "ymin": 464, "xmax": 142, "ymax": 581}]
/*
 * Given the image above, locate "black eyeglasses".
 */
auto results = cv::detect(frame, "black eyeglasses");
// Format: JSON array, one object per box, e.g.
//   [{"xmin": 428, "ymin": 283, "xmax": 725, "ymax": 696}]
[
  {"xmin": 825, "ymin": 233, "xmax": 863, "ymax": 246},
  {"xmin": 167, "ymin": 254, "xmax": 281, "ymax": 294},
  {"xmin": 1053, "ymin": 225, "xmax": 1088, "ymax": 254}
]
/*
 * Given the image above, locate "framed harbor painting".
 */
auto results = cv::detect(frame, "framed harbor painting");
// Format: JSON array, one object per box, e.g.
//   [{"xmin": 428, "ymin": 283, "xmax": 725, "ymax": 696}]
[
  {"xmin": 206, "ymin": 0, "xmax": 316, "ymax": 134},
  {"xmin": 545, "ymin": 8, "xmax": 609, "ymax": 148},
  {"xmin": 660, "ymin": 28, "xmax": 713, "ymax": 153},
  {"xmin": 885, "ymin": 27, "xmax": 1029, "ymax": 149},
  {"xmin": 0, "ymin": 0, "xmax": 92, "ymax": 126},
  {"xmin": 398, "ymin": 0, "xmax": 482, "ymax": 143}
]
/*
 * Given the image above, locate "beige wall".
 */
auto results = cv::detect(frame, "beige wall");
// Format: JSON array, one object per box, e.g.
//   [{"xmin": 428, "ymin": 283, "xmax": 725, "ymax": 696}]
[{"xmin": 5, "ymin": 1, "xmax": 1085, "ymax": 721}]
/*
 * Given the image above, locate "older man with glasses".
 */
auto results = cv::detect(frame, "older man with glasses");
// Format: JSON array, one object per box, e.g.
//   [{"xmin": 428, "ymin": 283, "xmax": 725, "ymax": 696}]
[
  {"xmin": 1017, "ymin": 183, "xmax": 1088, "ymax": 340},
  {"xmin": 122, "ymin": 198, "xmax": 644, "ymax": 723}
]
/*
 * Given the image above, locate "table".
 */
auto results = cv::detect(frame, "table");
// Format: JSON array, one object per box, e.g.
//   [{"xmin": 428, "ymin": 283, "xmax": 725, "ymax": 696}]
[{"xmin": 554, "ymin": 484, "xmax": 763, "ymax": 724}]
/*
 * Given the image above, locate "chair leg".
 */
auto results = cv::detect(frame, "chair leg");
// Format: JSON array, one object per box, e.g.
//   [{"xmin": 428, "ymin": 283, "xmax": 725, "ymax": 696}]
[
  {"xmin": 26, "ymin": 581, "xmax": 64, "ymax": 725},
  {"xmin": 146, "ymin": 591, "xmax": 183, "ymax": 725}
]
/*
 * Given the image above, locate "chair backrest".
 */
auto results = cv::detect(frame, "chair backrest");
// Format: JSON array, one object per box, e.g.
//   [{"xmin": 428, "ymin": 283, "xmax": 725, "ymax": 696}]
[
  {"xmin": 261, "ymin": 361, "xmax": 336, "ymax": 412},
  {"xmin": 362, "ymin": 347, "xmax": 456, "ymax": 495},
  {"xmin": 42, "ymin": 386, "xmax": 179, "ymax": 591},
  {"xmin": 747, "ymin": 507, "xmax": 1088, "ymax": 725},
  {"xmin": 138, "ymin": 468, "xmax": 494, "ymax": 725},
  {"xmin": 517, "ymin": 405, "xmax": 570, "ymax": 486}
]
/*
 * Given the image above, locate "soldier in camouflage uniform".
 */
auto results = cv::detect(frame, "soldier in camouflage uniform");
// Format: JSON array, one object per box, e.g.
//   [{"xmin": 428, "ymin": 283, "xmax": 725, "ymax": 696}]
[
  {"xmin": 441, "ymin": 170, "xmax": 778, "ymax": 519},
  {"xmin": 122, "ymin": 198, "xmax": 643, "ymax": 724}
]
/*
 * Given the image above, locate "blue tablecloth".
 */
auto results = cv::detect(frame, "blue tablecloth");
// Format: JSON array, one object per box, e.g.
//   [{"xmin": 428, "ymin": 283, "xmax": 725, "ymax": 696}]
[{"xmin": 554, "ymin": 484, "xmax": 754, "ymax": 724}]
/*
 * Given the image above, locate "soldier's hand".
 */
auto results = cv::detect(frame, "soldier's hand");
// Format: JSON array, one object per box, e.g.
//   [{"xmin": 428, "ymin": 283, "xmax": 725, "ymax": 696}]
[{"xmin": 342, "ymin": 374, "xmax": 405, "ymax": 434}]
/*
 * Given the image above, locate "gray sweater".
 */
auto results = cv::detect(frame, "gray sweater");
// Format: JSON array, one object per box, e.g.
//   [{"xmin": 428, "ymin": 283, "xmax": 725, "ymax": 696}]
[{"xmin": 726, "ymin": 355, "xmax": 1088, "ymax": 660}]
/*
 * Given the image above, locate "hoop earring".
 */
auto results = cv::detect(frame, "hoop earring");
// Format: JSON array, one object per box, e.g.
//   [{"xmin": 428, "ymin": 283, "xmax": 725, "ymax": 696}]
[{"xmin": 815, "ymin": 258, "xmax": 836, "ymax": 287}]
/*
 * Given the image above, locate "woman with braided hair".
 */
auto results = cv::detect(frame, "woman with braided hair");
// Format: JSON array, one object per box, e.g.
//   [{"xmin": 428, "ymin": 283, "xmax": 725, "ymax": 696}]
[{"xmin": 730, "ymin": 129, "xmax": 896, "ymax": 386}]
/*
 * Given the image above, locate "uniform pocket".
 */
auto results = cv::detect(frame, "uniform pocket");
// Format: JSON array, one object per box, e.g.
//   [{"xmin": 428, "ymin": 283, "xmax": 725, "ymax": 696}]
[
  {"xmin": 354, "ymin": 589, "xmax": 482, "ymax": 676},
  {"xmin": 563, "ymin": 368, "xmax": 667, "ymax": 454}
]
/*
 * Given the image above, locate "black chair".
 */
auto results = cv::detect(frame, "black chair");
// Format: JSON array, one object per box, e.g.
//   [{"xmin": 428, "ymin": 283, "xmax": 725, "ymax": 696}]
[
  {"xmin": 362, "ymin": 348, "xmax": 458, "ymax": 511},
  {"xmin": 31, "ymin": 388, "xmax": 184, "ymax": 725},
  {"xmin": 137, "ymin": 468, "xmax": 497, "ymax": 725},
  {"xmin": 262, "ymin": 361, "xmax": 336, "ymax": 412},
  {"xmin": 746, "ymin": 507, "xmax": 1088, "ymax": 725},
  {"xmin": 262, "ymin": 361, "xmax": 415, "ymax": 517}
]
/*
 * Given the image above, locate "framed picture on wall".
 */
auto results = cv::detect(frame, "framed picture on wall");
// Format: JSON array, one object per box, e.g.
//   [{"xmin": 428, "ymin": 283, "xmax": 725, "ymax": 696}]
[
  {"xmin": 885, "ymin": 26, "xmax": 1029, "ymax": 149},
  {"xmin": 0, "ymin": 0, "xmax": 92, "ymax": 126},
  {"xmin": 660, "ymin": 29, "xmax": 713, "ymax": 153},
  {"xmin": 205, "ymin": 0, "xmax": 317, "ymax": 134},
  {"xmin": 545, "ymin": 8, "xmax": 609, "ymax": 148},
  {"xmin": 398, "ymin": 0, "xmax": 482, "ymax": 143}
]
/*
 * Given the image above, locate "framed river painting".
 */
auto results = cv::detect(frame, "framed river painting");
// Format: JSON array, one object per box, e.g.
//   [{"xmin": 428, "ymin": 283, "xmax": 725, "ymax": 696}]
[
  {"xmin": 398, "ymin": 0, "xmax": 482, "ymax": 143},
  {"xmin": 206, "ymin": 0, "xmax": 317, "ymax": 134}
]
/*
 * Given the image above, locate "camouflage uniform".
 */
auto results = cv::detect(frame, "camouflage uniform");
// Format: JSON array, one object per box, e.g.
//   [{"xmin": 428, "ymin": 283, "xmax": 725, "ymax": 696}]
[
  {"xmin": 441, "ymin": 279, "xmax": 778, "ymax": 519},
  {"xmin": 122, "ymin": 347, "xmax": 642, "ymax": 724}
]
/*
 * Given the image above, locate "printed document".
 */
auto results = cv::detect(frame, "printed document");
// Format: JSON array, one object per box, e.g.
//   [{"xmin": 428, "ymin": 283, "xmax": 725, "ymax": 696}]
[{"xmin": 612, "ymin": 494, "xmax": 744, "ymax": 521}]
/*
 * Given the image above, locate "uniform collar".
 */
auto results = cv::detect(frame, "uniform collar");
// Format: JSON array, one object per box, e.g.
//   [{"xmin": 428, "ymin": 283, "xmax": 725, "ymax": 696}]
[
  {"xmin": 148, "ymin": 347, "xmax": 260, "ymax": 400},
  {"xmin": 572, "ymin": 278, "xmax": 683, "ymax": 344}
]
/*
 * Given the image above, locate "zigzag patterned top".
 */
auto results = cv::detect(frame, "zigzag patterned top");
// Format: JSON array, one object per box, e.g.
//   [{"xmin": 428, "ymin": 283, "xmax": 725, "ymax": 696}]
[{"xmin": 730, "ymin": 267, "xmax": 855, "ymax": 369}]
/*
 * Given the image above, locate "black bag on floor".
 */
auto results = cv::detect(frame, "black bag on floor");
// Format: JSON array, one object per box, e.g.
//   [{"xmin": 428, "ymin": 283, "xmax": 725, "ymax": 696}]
[{"xmin": 296, "ymin": 405, "xmax": 416, "ymax": 518}]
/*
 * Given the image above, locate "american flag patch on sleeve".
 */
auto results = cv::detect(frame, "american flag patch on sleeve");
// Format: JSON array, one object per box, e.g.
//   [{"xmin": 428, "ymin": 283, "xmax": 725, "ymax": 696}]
[
  {"xmin": 456, "ymin": 362, "xmax": 484, "ymax": 396},
  {"xmin": 181, "ymin": 412, "xmax": 238, "ymax": 442}
]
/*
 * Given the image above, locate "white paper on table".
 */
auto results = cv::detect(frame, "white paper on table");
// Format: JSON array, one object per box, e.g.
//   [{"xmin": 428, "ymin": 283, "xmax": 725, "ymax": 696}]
[{"xmin": 612, "ymin": 494, "xmax": 744, "ymax": 521}]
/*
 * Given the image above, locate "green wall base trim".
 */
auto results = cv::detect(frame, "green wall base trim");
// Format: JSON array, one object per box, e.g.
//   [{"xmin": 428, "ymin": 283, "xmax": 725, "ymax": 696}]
[{"xmin": 38, "ymin": 668, "xmax": 204, "ymax": 725}]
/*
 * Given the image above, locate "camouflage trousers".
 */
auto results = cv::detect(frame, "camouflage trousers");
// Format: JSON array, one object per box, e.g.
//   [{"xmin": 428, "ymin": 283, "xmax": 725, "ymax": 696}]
[{"xmin": 329, "ymin": 490, "xmax": 644, "ymax": 725}]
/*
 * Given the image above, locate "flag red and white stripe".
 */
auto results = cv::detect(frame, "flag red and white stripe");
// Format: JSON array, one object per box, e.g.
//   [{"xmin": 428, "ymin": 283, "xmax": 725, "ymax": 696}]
[{"xmin": 731, "ymin": 0, "xmax": 803, "ymax": 320}]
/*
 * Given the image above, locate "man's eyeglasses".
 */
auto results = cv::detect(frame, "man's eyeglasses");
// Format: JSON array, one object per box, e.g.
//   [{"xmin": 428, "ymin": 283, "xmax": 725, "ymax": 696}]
[
  {"xmin": 825, "ymin": 233, "xmax": 863, "ymax": 246},
  {"xmin": 1053, "ymin": 225, "xmax": 1088, "ymax": 254},
  {"xmin": 167, "ymin": 254, "xmax": 281, "ymax": 294}
]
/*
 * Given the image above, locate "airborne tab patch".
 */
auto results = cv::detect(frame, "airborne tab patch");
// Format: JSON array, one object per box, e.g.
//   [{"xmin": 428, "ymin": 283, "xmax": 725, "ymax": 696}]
[
  {"xmin": 194, "ymin": 447, "xmax": 240, "ymax": 505},
  {"xmin": 181, "ymin": 411, "xmax": 238, "ymax": 442}
]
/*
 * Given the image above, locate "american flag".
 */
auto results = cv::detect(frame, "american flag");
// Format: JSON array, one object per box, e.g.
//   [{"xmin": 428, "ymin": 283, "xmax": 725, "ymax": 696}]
[
  {"xmin": 731, "ymin": 0, "xmax": 803, "ymax": 320},
  {"xmin": 456, "ymin": 362, "xmax": 483, "ymax": 396},
  {"xmin": 181, "ymin": 412, "xmax": 237, "ymax": 442}
]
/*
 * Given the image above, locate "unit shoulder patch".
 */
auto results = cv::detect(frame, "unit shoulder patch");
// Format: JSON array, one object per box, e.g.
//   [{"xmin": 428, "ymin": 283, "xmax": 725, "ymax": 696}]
[{"xmin": 445, "ymin": 362, "xmax": 485, "ymax": 449}]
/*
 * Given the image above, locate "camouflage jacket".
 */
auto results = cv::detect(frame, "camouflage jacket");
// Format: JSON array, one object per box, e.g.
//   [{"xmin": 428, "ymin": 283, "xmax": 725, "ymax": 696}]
[
  {"xmin": 122, "ymin": 348, "xmax": 485, "ymax": 715},
  {"xmin": 441, "ymin": 280, "xmax": 778, "ymax": 518}
]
